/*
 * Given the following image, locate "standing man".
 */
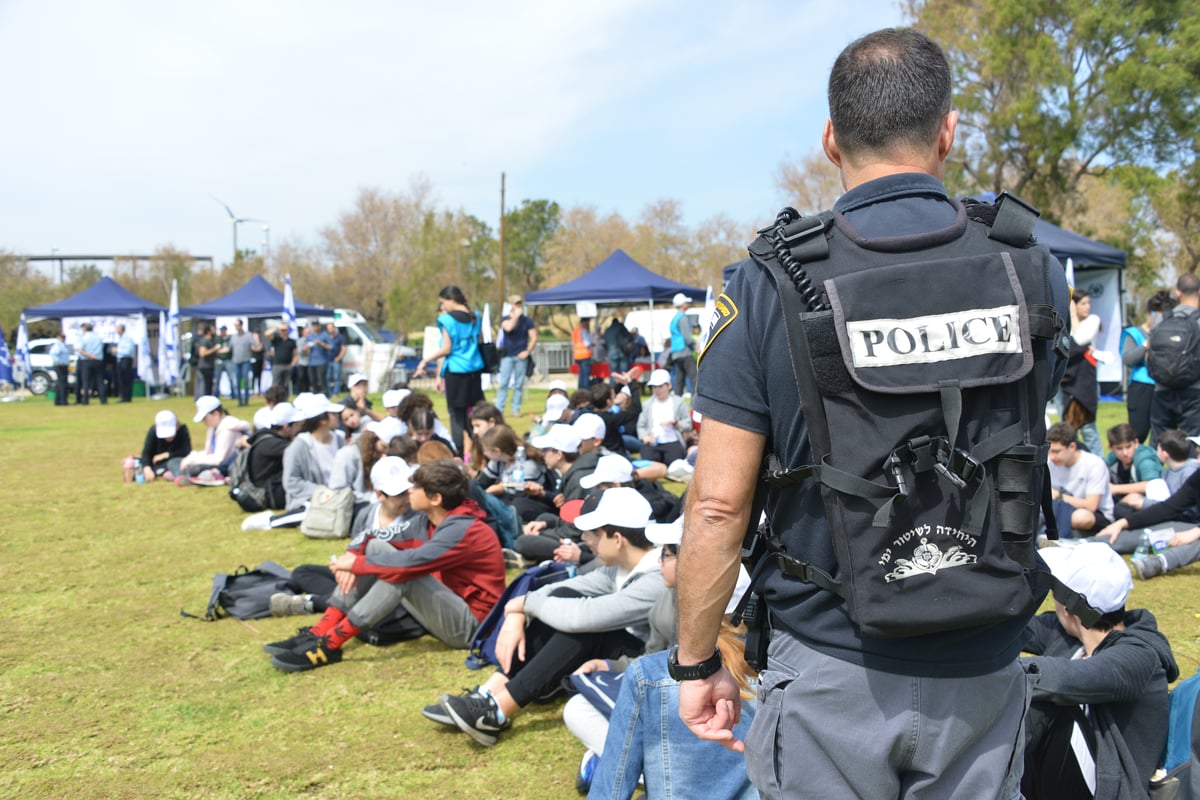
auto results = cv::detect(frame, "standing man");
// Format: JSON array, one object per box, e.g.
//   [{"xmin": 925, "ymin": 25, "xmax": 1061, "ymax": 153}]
[
  {"xmin": 1149, "ymin": 273, "xmax": 1200, "ymax": 439},
  {"xmin": 264, "ymin": 322, "xmax": 297, "ymax": 397},
  {"xmin": 295, "ymin": 324, "xmax": 311, "ymax": 393},
  {"xmin": 676, "ymin": 28, "xmax": 1069, "ymax": 799},
  {"xmin": 324, "ymin": 321, "xmax": 346, "ymax": 396},
  {"xmin": 305, "ymin": 323, "xmax": 328, "ymax": 395},
  {"xmin": 75, "ymin": 322, "xmax": 106, "ymax": 405},
  {"xmin": 50, "ymin": 330, "xmax": 70, "ymax": 406},
  {"xmin": 213, "ymin": 325, "xmax": 236, "ymax": 400},
  {"xmin": 195, "ymin": 325, "xmax": 219, "ymax": 398},
  {"xmin": 229, "ymin": 319, "xmax": 255, "ymax": 407},
  {"xmin": 604, "ymin": 313, "xmax": 632, "ymax": 385},
  {"xmin": 572, "ymin": 316, "xmax": 593, "ymax": 390},
  {"xmin": 668, "ymin": 293, "xmax": 696, "ymax": 395},
  {"xmin": 114, "ymin": 323, "xmax": 136, "ymax": 402},
  {"xmin": 496, "ymin": 296, "xmax": 537, "ymax": 415}
]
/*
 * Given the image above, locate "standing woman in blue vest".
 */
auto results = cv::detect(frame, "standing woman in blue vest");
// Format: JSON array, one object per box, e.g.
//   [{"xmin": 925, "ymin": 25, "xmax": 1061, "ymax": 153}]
[
  {"xmin": 1122, "ymin": 290, "xmax": 1177, "ymax": 444},
  {"xmin": 415, "ymin": 285, "xmax": 484, "ymax": 455}
]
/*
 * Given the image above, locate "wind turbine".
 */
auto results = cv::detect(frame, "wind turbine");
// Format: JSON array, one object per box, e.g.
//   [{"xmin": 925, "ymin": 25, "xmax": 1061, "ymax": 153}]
[{"xmin": 211, "ymin": 195, "xmax": 265, "ymax": 262}]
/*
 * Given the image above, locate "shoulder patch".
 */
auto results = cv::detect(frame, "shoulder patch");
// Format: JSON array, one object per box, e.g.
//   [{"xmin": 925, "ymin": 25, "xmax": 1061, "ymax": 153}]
[{"xmin": 699, "ymin": 292, "xmax": 738, "ymax": 363}]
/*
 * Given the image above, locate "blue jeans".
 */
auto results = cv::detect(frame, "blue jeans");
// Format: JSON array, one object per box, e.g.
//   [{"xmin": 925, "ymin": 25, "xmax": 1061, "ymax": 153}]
[
  {"xmin": 233, "ymin": 361, "xmax": 252, "ymax": 405},
  {"xmin": 215, "ymin": 360, "xmax": 237, "ymax": 399},
  {"xmin": 496, "ymin": 355, "xmax": 528, "ymax": 414},
  {"xmin": 325, "ymin": 361, "xmax": 342, "ymax": 396},
  {"xmin": 588, "ymin": 650, "xmax": 758, "ymax": 800},
  {"xmin": 576, "ymin": 359, "xmax": 591, "ymax": 389}
]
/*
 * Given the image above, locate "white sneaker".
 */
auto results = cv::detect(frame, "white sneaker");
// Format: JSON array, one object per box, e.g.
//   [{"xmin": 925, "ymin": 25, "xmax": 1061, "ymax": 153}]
[{"xmin": 241, "ymin": 510, "xmax": 273, "ymax": 531}]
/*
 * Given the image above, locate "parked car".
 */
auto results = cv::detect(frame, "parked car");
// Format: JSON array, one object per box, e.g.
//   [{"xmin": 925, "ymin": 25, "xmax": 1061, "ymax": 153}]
[{"xmin": 14, "ymin": 338, "xmax": 77, "ymax": 395}]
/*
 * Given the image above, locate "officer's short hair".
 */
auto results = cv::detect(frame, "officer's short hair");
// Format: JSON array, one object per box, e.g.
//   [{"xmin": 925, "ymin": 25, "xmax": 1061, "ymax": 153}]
[
  {"xmin": 827, "ymin": 27, "xmax": 952, "ymax": 158},
  {"xmin": 1177, "ymin": 273, "xmax": 1200, "ymax": 297}
]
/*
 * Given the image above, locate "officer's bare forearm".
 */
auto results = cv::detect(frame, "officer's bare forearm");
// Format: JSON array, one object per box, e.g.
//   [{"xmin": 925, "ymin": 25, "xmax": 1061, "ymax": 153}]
[{"xmin": 678, "ymin": 418, "xmax": 765, "ymax": 664}]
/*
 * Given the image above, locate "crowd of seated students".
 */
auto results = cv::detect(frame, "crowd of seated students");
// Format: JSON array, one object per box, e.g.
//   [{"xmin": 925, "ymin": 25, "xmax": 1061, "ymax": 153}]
[{"xmin": 139, "ymin": 365, "xmax": 1200, "ymax": 798}]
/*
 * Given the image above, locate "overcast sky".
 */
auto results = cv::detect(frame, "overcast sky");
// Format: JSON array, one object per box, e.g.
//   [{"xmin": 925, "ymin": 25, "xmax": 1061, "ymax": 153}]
[{"xmin": 0, "ymin": 0, "xmax": 905, "ymax": 274}]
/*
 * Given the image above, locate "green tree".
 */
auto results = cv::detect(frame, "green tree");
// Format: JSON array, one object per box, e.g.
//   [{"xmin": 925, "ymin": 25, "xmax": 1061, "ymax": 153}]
[
  {"xmin": 0, "ymin": 253, "xmax": 54, "ymax": 337},
  {"xmin": 909, "ymin": 0, "xmax": 1200, "ymax": 222},
  {"xmin": 504, "ymin": 199, "xmax": 560, "ymax": 297}
]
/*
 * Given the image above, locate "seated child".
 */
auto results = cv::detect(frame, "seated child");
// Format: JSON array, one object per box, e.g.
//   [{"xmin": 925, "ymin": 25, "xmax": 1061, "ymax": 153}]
[
  {"xmin": 135, "ymin": 409, "xmax": 192, "ymax": 482},
  {"xmin": 1021, "ymin": 542, "xmax": 1178, "ymax": 799},
  {"xmin": 1104, "ymin": 423, "xmax": 1162, "ymax": 518}
]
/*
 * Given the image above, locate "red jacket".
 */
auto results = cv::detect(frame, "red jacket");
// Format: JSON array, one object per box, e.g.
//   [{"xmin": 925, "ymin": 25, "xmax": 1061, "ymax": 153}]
[{"xmin": 353, "ymin": 499, "xmax": 505, "ymax": 622}]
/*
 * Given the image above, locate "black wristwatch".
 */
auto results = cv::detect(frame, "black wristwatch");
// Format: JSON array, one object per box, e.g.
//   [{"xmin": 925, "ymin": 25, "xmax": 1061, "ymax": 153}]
[{"xmin": 667, "ymin": 646, "xmax": 723, "ymax": 681}]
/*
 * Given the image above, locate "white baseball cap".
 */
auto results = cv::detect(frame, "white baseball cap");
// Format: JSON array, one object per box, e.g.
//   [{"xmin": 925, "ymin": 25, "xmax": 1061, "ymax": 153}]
[
  {"xmin": 366, "ymin": 417, "xmax": 404, "ymax": 445},
  {"xmin": 672, "ymin": 292, "xmax": 690, "ymax": 307},
  {"xmin": 531, "ymin": 423, "xmax": 582, "ymax": 454},
  {"xmin": 346, "ymin": 372, "xmax": 368, "ymax": 388},
  {"xmin": 382, "ymin": 388, "xmax": 410, "ymax": 408},
  {"xmin": 193, "ymin": 395, "xmax": 221, "ymax": 422},
  {"xmin": 581, "ymin": 454, "xmax": 635, "ymax": 489},
  {"xmin": 253, "ymin": 407, "xmax": 274, "ymax": 431},
  {"xmin": 547, "ymin": 379, "xmax": 568, "ymax": 394},
  {"xmin": 646, "ymin": 368, "xmax": 672, "ymax": 387},
  {"xmin": 370, "ymin": 456, "xmax": 414, "ymax": 496},
  {"xmin": 573, "ymin": 487, "xmax": 653, "ymax": 531},
  {"xmin": 270, "ymin": 402, "xmax": 296, "ymax": 427},
  {"xmin": 1040, "ymin": 541, "xmax": 1133, "ymax": 614},
  {"xmin": 572, "ymin": 413, "xmax": 607, "ymax": 442},
  {"xmin": 154, "ymin": 410, "xmax": 178, "ymax": 438},
  {"xmin": 543, "ymin": 394, "xmax": 570, "ymax": 423},
  {"xmin": 646, "ymin": 516, "xmax": 752, "ymax": 614},
  {"xmin": 293, "ymin": 393, "xmax": 345, "ymax": 421}
]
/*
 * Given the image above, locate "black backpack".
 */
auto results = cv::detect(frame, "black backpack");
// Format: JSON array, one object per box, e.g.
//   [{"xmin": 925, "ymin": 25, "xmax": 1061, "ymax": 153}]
[
  {"xmin": 1147, "ymin": 307, "xmax": 1200, "ymax": 389},
  {"xmin": 227, "ymin": 443, "xmax": 268, "ymax": 512},
  {"xmin": 182, "ymin": 561, "xmax": 294, "ymax": 621},
  {"xmin": 746, "ymin": 194, "xmax": 1067, "ymax": 639}
]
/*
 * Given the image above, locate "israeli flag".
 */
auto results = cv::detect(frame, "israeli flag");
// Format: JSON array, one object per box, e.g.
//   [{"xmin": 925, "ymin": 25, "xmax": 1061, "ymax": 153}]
[
  {"xmin": 283, "ymin": 274, "xmax": 297, "ymax": 338},
  {"xmin": 0, "ymin": 324, "xmax": 12, "ymax": 385},
  {"xmin": 157, "ymin": 311, "xmax": 168, "ymax": 388},
  {"xmin": 166, "ymin": 279, "xmax": 180, "ymax": 382},
  {"xmin": 16, "ymin": 313, "xmax": 32, "ymax": 388},
  {"xmin": 137, "ymin": 318, "xmax": 154, "ymax": 384}
]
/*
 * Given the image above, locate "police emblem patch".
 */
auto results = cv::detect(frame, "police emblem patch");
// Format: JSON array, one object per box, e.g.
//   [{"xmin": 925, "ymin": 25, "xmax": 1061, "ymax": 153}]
[{"xmin": 699, "ymin": 292, "xmax": 738, "ymax": 362}]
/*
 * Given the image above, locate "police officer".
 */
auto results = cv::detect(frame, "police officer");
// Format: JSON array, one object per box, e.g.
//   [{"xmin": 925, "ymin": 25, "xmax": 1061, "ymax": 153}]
[
  {"xmin": 50, "ymin": 330, "xmax": 70, "ymax": 405},
  {"xmin": 675, "ymin": 28, "xmax": 1069, "ymax": 799},
  {"xmin": 115, "ymin": 323, "xmax": 136, "ymax": 402}
]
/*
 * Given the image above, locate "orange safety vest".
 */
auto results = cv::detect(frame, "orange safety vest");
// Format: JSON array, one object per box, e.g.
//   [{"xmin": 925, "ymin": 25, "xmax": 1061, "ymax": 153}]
[{"xmin": 572, "ymin": 326, "xmax": 592, "ymax": 360}]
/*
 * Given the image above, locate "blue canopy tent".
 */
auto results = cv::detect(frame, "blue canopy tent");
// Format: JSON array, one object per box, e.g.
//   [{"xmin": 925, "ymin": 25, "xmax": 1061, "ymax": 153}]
[
  {"xmin": 24, "ymin": 276, "xmax": 165, "ymax": 318},
  {"xmin": 178, "ymin": 275, "xmax": 328, "ymax": 318},
  {"xmin": 525, "ymin": 249, "xmax": 705, "ymax": 306}
]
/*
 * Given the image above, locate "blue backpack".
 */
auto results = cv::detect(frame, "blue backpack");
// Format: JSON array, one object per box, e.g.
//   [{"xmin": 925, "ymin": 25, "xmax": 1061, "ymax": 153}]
[
  {"xmin": 465, "ymin": 562, "xmax": 569, "ymax": 669},
  {"xmin": 1156, "ymin": 666, "xmax": 1200, "ymax": 798}
]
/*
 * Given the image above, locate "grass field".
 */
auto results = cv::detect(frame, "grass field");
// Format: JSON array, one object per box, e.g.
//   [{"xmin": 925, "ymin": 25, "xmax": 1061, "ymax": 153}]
[{"xmin": 2, "ymin": 392, "xmax": 1198, "ymax": 798}]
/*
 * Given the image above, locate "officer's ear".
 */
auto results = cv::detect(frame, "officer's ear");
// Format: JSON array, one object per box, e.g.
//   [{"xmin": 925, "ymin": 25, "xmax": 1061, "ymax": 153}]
[
  {"xmin": 822, "ymin": 119, "xmax": 843, "ymax": 170},
  {"xmin": 936, "ymin": 110, "xmax": 958, "ymax": 163}
]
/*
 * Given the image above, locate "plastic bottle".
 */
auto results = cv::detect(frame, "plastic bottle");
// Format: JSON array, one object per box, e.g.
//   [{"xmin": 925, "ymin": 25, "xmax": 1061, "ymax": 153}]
[
  {"xmin": 510, "ymin": 446, "xmax": 526, "ymax": 493},
  {"xmin": 1134, "ymin": 530, "xmax": 1153, "ymax": 560},
  {"xmin": 134, "ymin": 458, "xmax": 145, "ymax": 484}
]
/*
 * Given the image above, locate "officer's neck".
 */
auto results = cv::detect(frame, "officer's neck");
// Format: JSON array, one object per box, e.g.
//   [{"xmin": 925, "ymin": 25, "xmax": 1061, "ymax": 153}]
[{"xmin": 840, "ymin": 160, "xmax": 944, "ymax": 192}]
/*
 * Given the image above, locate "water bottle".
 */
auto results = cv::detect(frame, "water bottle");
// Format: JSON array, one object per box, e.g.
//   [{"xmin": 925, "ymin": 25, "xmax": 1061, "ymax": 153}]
[
  {"xmin": 1134, "ymin": 530, "xmax": 1153, "ymax": 560},
  {"xmin": 134, "ymin": 458, "xmax": 145, "ymax": 484},
  {"xmin": 510, "ymin": 446, "xmax": 526, "ymax": 492}
]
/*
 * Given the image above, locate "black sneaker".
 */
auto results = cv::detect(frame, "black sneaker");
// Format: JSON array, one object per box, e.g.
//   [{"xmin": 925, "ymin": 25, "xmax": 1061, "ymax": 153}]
[
  {"xmin": 270, "ymin": 638, "xmax": 343, "ymax": 672},
  {"xmin": 263, "ymin": 627, "xmax": 316, "ymax": 656},
  {"xmin": 423, "ymin": 687, "xmax": 482, "ymax": 727},
  {"xmin": 440, "ymin": 690, "xmax": 510, "ymax": 746}
]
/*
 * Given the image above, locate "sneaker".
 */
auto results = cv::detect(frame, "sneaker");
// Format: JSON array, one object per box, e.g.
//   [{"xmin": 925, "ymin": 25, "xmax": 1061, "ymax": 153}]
[
  {"xmin": 1134, "ymin": 553, "xmax": 1168, "ymax": 580},
  {"xmin": 440, "ymin": 690, "xmax": 510, "ymax": 746},
  {"xmin": 576, "ymin": 749, "xmax": 598, "ymax": 794},
  {"xmin": 424, "ymin": 687, "xmax": 484, "ymax": 727},
  {"xmin": 241, "ymin": 510, "xmax": 274, "ymax": 531},
  {"xmin": 502, "ymin": 548, "xmax": 523, "ymax": 570},
  {"xmin": 270, "ymin": 637, "xmax": 343, "ymax": 672},
  {"xmin": 262, "ymin": 627, "xmax": 317, "ymax": 656},
  {"xmin": 269, "ymin": 592, "xmax": 314, "ymax": 617}
]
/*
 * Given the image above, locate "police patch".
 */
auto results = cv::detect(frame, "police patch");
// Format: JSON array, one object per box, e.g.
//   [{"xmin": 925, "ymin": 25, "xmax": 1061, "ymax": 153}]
[
  {"xmin": 845, "ymin": 305, "xmax": 1021, "ymax": 368},
  {"xmin": 699, "ymin": 292, "xmax": 738, "ymax": 362}
]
